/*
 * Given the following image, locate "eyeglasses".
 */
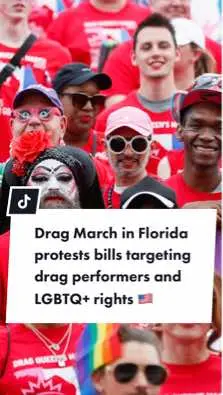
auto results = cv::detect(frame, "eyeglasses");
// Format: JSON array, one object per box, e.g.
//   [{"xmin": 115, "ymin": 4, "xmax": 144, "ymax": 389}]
[
  {"xmin": 109, "ymin": 363, "xmax": 167, "ymax": 385},
  {"xmin": 12, "ymin": 107, "xmax": 61, "ymax": 122},
  {"xmin": 61, "ymin": 93, "xmax": 106, "ymax": 110},
  {"xmin": 107, "ymin": 135, "xmax": 151, "ymax": 154}
]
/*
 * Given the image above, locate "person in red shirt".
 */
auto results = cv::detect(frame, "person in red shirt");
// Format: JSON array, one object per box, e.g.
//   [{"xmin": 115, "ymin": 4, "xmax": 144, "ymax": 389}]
[
  {"xmin": 52, "ymin": 63, "xmax": 112, "ymax": 156},
  {"xmin": 47, "ymin": 0, "xmax": 151, "ymax": 70},
  {"xmin": 103, "ymin": 0, "xmax": 221, "ymax": 104},
  {"xmin": 0, "ymin": 323, "xmax": 84, "ymax": 394},
  {"xmin": 166, "ymin": 73, "xmax": 222, "ymax": 207},
  {"xmin": 29, "ymin": 0, "xmax": 74, "ymax": 37},
  {"xmin": 160, "ymin": 273, "xmax": 222, "ymax": 394},
  {"xmin": 96, "ymin": 13, "xmax": 182, "ymax": 179},
  {"xmin": 0, "ymin": 0, "xmax": 71, "ymax": 162},
  {"xmin": 160, "ymin": 323, "xmax": 222, "ymax": 394},
  {"xmin": 103, "ymin": 106, "xmax": 153, "ymax": 208}
]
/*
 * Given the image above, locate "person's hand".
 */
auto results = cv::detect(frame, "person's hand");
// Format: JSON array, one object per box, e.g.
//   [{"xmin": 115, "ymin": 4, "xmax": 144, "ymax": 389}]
[{"xmin": 182, "ymin": 201, "xmax": 222, "ymax": 229}]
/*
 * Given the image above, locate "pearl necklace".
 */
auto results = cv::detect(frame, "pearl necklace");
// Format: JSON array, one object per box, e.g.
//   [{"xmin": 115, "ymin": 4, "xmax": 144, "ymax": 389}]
[{"xmin": 26, "ymin": 324, "xmax": 72, "ymax": 367}]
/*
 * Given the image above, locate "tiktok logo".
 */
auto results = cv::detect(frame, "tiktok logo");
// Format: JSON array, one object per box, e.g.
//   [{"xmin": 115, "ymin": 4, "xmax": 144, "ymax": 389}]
[{"xmin": 7, "ymin": 187, "xmax": 40, "ymax": 215}]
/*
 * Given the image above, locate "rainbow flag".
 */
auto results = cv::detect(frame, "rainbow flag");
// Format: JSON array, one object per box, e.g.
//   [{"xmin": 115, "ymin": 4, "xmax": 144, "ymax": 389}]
[{"xmin": 76, "ymin": 324, "xmax": 121, "ymax": 395}]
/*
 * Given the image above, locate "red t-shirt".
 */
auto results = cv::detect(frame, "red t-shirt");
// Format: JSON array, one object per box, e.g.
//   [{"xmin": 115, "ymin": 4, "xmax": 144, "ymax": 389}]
[
  {"xmin": 82, "ymin": 129, "xmax": 104, "ymax": 155},
  {"xmin": 103, "ymin": 183, "xmax": 121, "ymax": 208},
  {"xmin": 93, "ymin": 155, "xmax": 114, "ymax": 191},
  {"xmin": 103, "ymin": 40, "xmax": 139, "ymax": 96},
  {"xmin": 103, "ymin": 37, "xmax": 221, "ymax": 97},
  {"xmin": 165, "ymin": 172, "xmax": 222, "ymax": 207},
  {"xmin": 0, "ymin": 38, "xmax": 71, "ymax": 162},
  {"xmin": 161, "ymin": 354, "xmax": 222, "ymax": 394},
  {"xmin": 47, "ymin": 1, "xmax": 150, "ymax": 69},
  {"xmin": 0, "ymin": 323, "xmax": 84, "ymax": 394}
]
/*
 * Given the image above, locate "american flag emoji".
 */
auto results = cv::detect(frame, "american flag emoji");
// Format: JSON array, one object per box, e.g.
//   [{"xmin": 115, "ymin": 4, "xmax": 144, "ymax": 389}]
[{"xmin": 138, "ymin": 293, "xmax": 153, "ymax": 304}]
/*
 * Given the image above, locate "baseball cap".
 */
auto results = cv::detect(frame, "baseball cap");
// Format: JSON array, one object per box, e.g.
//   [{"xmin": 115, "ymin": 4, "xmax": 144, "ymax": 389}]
[
  {"xmin": 52, "ymin": 63, "xmax": 112, "ymax": 93},
  {"xmin": 171, "ymin": 18, "xmax": 205, "ymax": 49},
  {"xmin": 121, "ymin": 176, "xmax": 177, "ymax": 209},
  {"xmin": 105, "ymin": 107, "xmax": 153, "ymax": 138},
  {"xmin": 13, "ymin": 84, "xmax": 64, "ymax": 113},
  {"xmin": 172, "ymin": 73, "xmax": 222, "ymax": 123}
]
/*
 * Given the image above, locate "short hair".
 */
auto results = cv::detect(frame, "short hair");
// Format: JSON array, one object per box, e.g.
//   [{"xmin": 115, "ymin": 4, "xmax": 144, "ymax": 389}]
[
  {"xmin": 94, "ymin": 324, "xmax": 162, "ymax": 375},
  {"xmin": 133, "ymin": 13, "xmax": 177, "ymax": 51},
  {"xmin": 118, "ymin": 324, "xmax": 162, "ymax": 356}
]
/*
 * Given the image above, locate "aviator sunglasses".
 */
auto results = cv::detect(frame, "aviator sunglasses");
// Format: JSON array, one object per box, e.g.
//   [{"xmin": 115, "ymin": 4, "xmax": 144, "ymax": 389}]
[
  {"xmin": 107, "ymin": 135, "xmax": 151, "ymax": 154},
  {"xmin": 108, "ymin": 363, "xmax": 167, "ymax": 385},
  {"xmin": 61, "ymin": 92, "xmax": 106, "ymax": 110}
]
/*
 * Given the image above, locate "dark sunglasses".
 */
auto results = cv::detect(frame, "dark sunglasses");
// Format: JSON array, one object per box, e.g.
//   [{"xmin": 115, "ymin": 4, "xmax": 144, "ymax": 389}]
[
  {"xmin": 107, "ymin": 135, "xmax": 151, "ymax": 154},
  {"xmin": 61, "ymin": 92, "xmax": 106, "ymax": 109},
  {"xmin": 111, "ymin": 363, "xmax": 167, "ymax": 385}
]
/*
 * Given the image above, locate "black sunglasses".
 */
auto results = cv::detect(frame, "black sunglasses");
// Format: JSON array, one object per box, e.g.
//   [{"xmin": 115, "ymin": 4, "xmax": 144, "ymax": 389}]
[
  {"xmin": 111, "ymin": 363, "xmax": 167, "ymax": 385},
  {"xmin": 61, "ymin": 92, "xmax": 106, "ymax": 109}
]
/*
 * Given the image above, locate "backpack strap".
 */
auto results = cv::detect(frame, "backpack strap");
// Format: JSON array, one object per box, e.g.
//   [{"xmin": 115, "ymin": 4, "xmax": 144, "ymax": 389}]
[{"xmin": 0, "ymin": 34, "xmax": 37, "ymax": 86}]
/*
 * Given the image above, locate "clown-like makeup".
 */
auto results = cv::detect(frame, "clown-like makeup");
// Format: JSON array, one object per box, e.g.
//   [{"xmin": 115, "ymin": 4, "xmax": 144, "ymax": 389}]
[{"xmin": 27, "ymin": 159, "xmax": 80, "ymax": 209}]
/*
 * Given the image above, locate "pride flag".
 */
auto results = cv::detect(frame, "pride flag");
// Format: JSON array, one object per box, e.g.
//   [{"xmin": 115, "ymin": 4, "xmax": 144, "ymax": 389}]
[{"xmin": 76, "ymin": 323, "xmax": 121, "ymax": 395}]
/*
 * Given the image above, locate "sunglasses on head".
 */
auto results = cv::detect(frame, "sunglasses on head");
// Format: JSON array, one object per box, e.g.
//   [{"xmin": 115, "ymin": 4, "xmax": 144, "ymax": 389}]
[
  {"xmin": 61, "ymin": 92, "xmax": 106, "ymax": 110},
  {"xmin": 107, "ymin": 135, "xmax": 151, "ymax": 154},
  {"xmin": 109, "ymin": 363, "xmax": 167, "ymax": 385},
  {"xmin": 192, "ymin": 73, "xmax": 222, "ymax": 90}
]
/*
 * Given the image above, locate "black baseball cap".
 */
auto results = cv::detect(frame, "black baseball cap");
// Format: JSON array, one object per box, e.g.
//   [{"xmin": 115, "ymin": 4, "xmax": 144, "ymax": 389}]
[
  {"xmin": 52, "ymin": 63, "xmax": 112, "ymax": 93},
  {"xmin": 121, "ymin": 176, "xmax": 177, "ymax": 209}
]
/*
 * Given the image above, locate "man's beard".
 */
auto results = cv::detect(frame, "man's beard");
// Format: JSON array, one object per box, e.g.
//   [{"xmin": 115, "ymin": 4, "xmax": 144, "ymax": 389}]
[{"xmin": 39, "ymin": 190, "xmax": 81, "ymax": 209}]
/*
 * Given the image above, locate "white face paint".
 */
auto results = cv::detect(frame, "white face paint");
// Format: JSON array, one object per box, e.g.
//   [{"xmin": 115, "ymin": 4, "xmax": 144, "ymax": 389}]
[{"xmin": 27, "ymin": 158, "xmax": 81, "ymax": 209}]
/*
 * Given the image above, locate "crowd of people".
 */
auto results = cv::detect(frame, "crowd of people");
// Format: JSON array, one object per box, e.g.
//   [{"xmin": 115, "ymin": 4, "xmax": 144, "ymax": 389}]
[{"xmin": 0, "ymin": 0, "xmax": 221, "ymax": 394}]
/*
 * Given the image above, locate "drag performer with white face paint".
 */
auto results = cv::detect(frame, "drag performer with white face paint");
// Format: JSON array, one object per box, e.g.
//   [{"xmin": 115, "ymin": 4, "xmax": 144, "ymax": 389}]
[
  {"xmin": 1, "ymin": 140, "xmax": 105, "ymax": 219},
  {"xmin": 27, "ymin": 158, "xmax": 81, "ymax": 209}
]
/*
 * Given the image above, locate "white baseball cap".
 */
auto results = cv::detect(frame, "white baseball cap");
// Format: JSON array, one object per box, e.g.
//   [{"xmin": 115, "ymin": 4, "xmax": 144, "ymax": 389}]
[{"xmin": 171, "ymin": 18, "xmax": 205, "ymax": 49}]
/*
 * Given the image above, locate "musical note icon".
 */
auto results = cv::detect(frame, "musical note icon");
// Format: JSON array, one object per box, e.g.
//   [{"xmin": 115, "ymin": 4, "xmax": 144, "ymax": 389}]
[
  {"xmin": 18, "ymin": 194, "xmax": 32, "ymax": 210},
  {"xmin": 7, "ymin": 187, "xmax": 40, "ymax": 215}
]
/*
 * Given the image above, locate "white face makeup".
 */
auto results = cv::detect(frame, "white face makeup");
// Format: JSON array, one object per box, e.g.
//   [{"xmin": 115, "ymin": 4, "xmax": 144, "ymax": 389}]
[{"xmin": 27, "ymin": 158, "xmax": 81, "ymax": 209}]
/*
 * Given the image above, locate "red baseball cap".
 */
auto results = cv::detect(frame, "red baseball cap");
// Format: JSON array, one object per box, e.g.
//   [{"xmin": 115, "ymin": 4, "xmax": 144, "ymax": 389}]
[{"xmin": 172, "ymin": 73, "xmax": 222, "ymax": 123}]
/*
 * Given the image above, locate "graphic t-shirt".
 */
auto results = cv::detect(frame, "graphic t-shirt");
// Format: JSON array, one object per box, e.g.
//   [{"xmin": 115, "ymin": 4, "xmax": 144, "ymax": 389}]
[
  {"xmin": 0, "ymin": 323, "xmax": 84, "ymax": 394},
  {"xmin": 0, "ymin": 38, "xmax": 71, "ymax": 161},
  {"xmin": 161, "ymin": 354, "xmax": 222, "ymax": 394},
  {"xmin": 165, "ymin": 173, "xmax": 222, "ymax": 207},
  {"xmin": 47, "ymin": 1, "xmax": 150, "ymax": 69}
]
